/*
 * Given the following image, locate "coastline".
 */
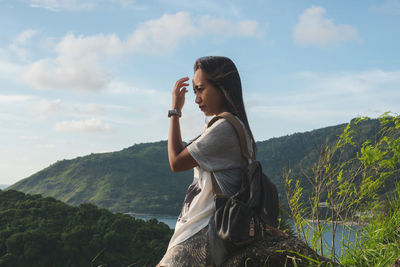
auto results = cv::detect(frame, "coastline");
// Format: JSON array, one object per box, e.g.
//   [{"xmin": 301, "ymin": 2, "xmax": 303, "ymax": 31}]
[{"xmin": 126, "ymin": 213, "xmax": 178, "ymax": 229}]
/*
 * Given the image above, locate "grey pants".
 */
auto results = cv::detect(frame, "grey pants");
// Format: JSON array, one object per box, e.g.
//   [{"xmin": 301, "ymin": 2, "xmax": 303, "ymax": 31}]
[{"xmin": 159, "ymin": 226, "xmax": 212, "ymax": 267}]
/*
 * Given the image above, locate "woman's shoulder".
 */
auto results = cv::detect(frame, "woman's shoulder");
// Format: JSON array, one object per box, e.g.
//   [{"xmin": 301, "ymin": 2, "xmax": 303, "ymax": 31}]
[
  {"xmin": 205, "ymin": 117, "xmax": 236, "ymax": 135},
  {"xmin": 190, "ymin": 118, "xmax": 238, "ymax": 148},
  {"xmin": 205, "ymin": 115, "xmax": 254, "ymax": 157},
  {"xmin": 207, "ymin": 116, "xmax": 249, "ymax": 135}
]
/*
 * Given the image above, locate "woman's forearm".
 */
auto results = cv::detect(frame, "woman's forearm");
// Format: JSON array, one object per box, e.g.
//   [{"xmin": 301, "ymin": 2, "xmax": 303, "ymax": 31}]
[
  {"xmin": 167, "ymin": 77, "xmax": 197, "ymax": 172},
  {"xmin": 168, "ymin": 115, "xmax": 184, "ymax": 169}
]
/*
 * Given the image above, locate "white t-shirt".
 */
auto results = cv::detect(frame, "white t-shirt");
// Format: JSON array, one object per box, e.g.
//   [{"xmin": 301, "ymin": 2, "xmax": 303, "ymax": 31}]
[{"xmin": 166, "ymin": 117, "xmax": 253, "ymax": 251}]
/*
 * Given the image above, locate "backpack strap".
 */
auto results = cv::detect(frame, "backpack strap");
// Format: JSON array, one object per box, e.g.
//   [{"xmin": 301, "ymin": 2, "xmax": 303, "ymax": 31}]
[
  {"xmin": 210, "ymin": 173, "xmax": 226, "ymax": 200},
  {"xmin": 207, "ymin": 112, "xmax": 255, "ymax": 201},
  {"xmin": 207, "ymin": 112, "xmax": 253, "ymax": 160}
]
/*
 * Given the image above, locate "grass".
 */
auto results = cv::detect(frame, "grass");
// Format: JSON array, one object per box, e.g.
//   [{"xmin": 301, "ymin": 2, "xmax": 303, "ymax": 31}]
[{"xmin": 340, "ymin": 185, "xmax": 400, "ymax": 266}]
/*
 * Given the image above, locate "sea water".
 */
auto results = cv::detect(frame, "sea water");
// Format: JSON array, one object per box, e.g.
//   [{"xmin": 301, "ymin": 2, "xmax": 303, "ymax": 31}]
[{"xmin": 299, "ymin": 221, "xmax": 360, "ymax": 258}]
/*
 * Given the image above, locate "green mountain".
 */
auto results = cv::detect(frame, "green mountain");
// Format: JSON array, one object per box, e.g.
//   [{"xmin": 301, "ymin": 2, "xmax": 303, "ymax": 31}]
[
  {"xmin": 9, "ymin": 142, "xmax": 192, "ymax": 215},
  {"xmin": 257, "ymin": 118, "xmax": 383, "ymax": 199},
  {"xmin": 9, "ymin": 119, "xmax": 384, "ymax": 215},
  {"xmin": 0, "ymin": 189, "xmax": 171, "ymax": 266}
]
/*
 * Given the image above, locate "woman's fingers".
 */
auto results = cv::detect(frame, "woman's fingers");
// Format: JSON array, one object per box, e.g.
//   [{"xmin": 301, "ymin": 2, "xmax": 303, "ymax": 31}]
[
  {"xmin": 180, "ymin": 84, "xmax": 189, "ymax": 91},
  {"xmin": 177, "ymin": 82, "xmax": 189, "ymax": 89},
  {"xmin": 175, "ymin": 77, "xmax": 188, "ymax": 87},
  {"xmin": 174, "ymin": 77, "xmax": 190, "ymax": 92},
  {"xmin": 176, "ymin": 76, "xmax": 189, "ymax": 84},
  {"xmin": 172, "ymin": 77, "xmax": 190, "ymax": 110},
  {"xmin": 179, "ymin": 87, "xmax": 188, "ymax": 97}
]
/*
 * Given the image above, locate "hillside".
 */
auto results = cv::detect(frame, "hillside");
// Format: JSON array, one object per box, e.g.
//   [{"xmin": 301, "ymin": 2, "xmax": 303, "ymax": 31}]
[
  {"xmin": 9, "ymin": 142, "xmax": 192, "ymax": 215},
  {"xmin": 9, "ymin": 118, "xmax": 384, "ymax": 215},
  {"xmin": 0, "ymin": 190, "xmax": 172, "ymax": 266}
]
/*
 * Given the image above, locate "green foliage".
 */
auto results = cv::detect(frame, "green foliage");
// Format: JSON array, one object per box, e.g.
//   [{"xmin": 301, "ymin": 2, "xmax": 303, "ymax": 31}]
[
  {"xmin": 9, "ymin": 141, "xmax": 192, "ymax": 215},
  {"xmin": 8, "ymin": 120, "xmax": 384, "ymax": 216},
  {"xmin": 284, "ymin": 113, "xmax": 400, "ymax": 264},
  {"xmin": 2, "ymin": 117, "xmax": 398, "ymax": 265},
  {"xmin": 340, "ymin": 184, "xmax": 400, "ymax": 266},
  {"xmin": 0, "ymin": 190, "xmax": 172, "ymax": 266},
  {"xmin": 274, "ymin": 250, "xmax": 332, "ymax": 266},
  {"xmin": 340, "ymin": 114, "xmax": 400, "ymax": 266}
]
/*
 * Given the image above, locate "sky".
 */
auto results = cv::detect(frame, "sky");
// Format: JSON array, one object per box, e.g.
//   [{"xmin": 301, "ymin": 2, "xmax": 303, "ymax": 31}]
[{"xmin": 0, "ymin": 0, "xmax": 399, "ymax": 185}]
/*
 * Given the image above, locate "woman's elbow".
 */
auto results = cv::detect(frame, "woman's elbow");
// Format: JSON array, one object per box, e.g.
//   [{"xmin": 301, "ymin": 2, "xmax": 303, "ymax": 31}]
[
  {"xmin": 170, "ymin": 164, "xmax": 184, "ymax": 172},
  {"xmin": 169, "ymin": 163, "xmax": 178, "ymax": 172},
  {"xmin": 169, "ymin": 157, "xmax": 197, "ymax": 172},
  {"xmin": 169, "ymin": 160, "xmax": 181, "ymax": 172}
]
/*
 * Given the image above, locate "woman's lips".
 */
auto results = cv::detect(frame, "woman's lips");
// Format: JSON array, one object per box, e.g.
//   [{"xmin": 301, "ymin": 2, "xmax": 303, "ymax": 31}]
[{"xmin": 199, "ymin": 105, "xmax": 205, "ymax": 111}]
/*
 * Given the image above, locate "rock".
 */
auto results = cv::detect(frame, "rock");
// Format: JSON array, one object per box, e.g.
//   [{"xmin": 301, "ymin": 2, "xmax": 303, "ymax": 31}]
[
  {"xmin": 222, "ymin": 234, "xmax": 338, "ymax": 267},
  {"xmin": 392, "ymin": 258, "xmax": 400, "ymax": 267}
]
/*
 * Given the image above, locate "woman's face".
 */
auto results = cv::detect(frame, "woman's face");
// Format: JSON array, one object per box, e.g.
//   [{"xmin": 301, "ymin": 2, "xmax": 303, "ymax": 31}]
[{"xmin": 192, "ymin": 69, "xmax": 226, "ymax": 116}]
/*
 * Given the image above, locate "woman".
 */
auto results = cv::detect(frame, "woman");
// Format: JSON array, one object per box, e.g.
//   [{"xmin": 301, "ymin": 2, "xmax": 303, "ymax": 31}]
[{"xmin": 159, "ymin": 56, "xmax": 257, "ymax": 266}]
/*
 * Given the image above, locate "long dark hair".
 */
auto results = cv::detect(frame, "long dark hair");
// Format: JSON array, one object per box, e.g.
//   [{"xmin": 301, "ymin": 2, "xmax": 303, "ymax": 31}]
[{"xmin": 194, "ymin": 56, "xmax": 257, "ymax": 152}]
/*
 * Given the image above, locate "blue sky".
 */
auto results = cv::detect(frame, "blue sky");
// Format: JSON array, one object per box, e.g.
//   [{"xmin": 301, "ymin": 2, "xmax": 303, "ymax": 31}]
[{"xmin": 1, "ymin": 0, "xmax": 399, "ymax": 185}]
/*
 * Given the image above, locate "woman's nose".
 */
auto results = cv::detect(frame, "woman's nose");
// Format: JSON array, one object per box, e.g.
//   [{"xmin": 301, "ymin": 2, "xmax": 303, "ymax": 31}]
[{"xmin": 195, "ymin": 94, "xmax": 201, "ymax": 104}]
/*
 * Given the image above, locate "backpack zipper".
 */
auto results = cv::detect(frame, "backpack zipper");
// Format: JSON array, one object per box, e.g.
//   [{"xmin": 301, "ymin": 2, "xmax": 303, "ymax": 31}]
[{"xmin": 249, "ymin": 217, "xmax": 255, "ymax": 237}]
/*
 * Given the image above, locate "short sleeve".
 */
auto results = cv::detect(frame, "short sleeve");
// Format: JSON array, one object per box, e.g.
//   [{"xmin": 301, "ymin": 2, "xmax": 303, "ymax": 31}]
[{"xmin": 187, "ymin": 119, "xmax": 245, "ymax": 172}]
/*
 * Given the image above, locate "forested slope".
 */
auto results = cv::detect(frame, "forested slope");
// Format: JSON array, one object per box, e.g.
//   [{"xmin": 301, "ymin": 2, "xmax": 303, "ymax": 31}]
[
  {"xmin": 9, "ymin": 119, "xmax": 383, "ymax": 215},
  {"xmin": 0, "ymin": 190, "xmax": 172, "ymax": 266},
  {"xmin": 10, "ymin": 142, "xmax": 192, "ymax": 215}
]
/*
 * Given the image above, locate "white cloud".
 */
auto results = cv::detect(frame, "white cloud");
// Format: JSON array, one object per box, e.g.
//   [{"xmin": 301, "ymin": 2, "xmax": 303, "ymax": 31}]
[
  {"xmin": 0, "ymin": 59, "xmax": 23, "ymax": 79},
  {"xmin": 199, "ymin": 16, "xmax": 260, "ymax": 37},
  {"xmin": 246, "ymin": 69, "xmax": 400, "ymax": 140},
  {"xmin": 294, "ymin": 69, "xmax": 400, "ymax": 95},
  {"xmin": 293, "ymin": 6, "xmax": 359, "ymax": 47},
  {"xmin": 0, "ymin": 95, "xmax": 33, "ymax": 103},
  {"xmin": 156, "ymin": 0, "xmax": 241, "ymax": 18},
  {"xmin": 54, "ymin": 118, "xmax": 111, "ymax": 133},
  {"xmin": 28, "ymin": 0, "xmax": 140, "ymax": 11},
  {"xmin": 19, "ymin": 135, "xmax": 42, "ymax": 140},
  {"xmin": 62, "ymin": 12, "xmax": 261, "ymax": 55},
  {"xmin": 29, "ymin": 99, "xmax": 109, "ymax": 119},
  {"xmin": 15, "ymin": 29, "xmax": 39, "ymax": 45},
  {"xmin": 29, "ymin": 0, "xmax": 95, "ymax": 11},
  {"xmin": 106, "ymin": 81, "xmax": 157, "ymax": 95},
  {"xmin": 36, "ymin": 143, "xmax": 56, "ymax": 149},
  {"xmin": 0, "ymin": 30, "xmax": 38, "ymax": 75},
  {"xmin": 22, "ymin": 57, "xmax": 110, "ymax": 91},
  {"xmin": 126, "ymin": 12, "xmax": 262, "ymax": 53},
  {"xmin": 30, "ymin": 99, "xmax": 62, "ymax": 119},
  {"xmin": 73, "ymin": 103, "xmax": 107, "ymax": 116},
  {"xmin": 126, "ymin": 12, "xmax": 201, "ymax": 53},
  {"xmin": 0, "ymin": 29, "xmax": 39, "ymax": 62},
  {"xmin": 21, "ymin": 12, "xmax": 261, "ymax": 92},
  {"xmin": 56, "ymin": 33, "xmax": 125, "ymax": 59},
  {"xmin": 248, "ymin": 69, "xmax": 400, "ymax": 121},
  {"xmin": 111, "ymin": 0, "xmax": 134, "ymax": 8}
]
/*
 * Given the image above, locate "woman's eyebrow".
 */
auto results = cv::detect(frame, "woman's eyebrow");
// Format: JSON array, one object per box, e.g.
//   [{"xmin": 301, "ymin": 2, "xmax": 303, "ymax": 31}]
[{"xmin": 194, "ymin": 84, "xmax": 204, "ymax": 89}]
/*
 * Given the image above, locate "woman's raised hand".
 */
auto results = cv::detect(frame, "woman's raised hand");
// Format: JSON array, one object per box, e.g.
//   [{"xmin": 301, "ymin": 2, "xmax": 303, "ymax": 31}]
[{"xmin": 172, "ymin": 77, "xmax": 189, "ymax": 111}]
